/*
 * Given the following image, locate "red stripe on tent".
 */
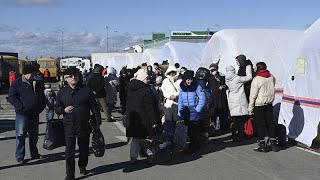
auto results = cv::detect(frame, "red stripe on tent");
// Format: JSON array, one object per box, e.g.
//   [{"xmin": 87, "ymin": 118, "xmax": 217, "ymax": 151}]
[
  {"xmin": 283, "ymin": 94, "xmax": 320, "ymax": 103},
  {"xmin": 282, "ymin": 99, "xmax": 320, "ymax": 109}
]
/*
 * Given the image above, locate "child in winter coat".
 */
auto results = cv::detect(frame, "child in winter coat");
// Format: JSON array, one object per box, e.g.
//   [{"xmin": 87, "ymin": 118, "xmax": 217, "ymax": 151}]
[
  {"xmin": 44, "ymin": 83, "xmax": 56, "ymax": 121},
  {"xmin": 178, "ymin": 70, "xmax": 206, "ymax": 153},
  {"xmin": 225, "ymin": 65, "xmax": 252, "ymax": 142}
]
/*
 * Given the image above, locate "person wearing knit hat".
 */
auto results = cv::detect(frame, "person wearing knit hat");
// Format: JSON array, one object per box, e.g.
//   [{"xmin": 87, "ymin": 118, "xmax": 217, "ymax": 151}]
[
  {"xmin": 178, "ymin": 69, "xmax": 206, "ymax": 153},
  {"xmin": 88, "ymin": 64, "xmax": 111, "ymax": 121},
  {"xmin": 7, "ymin": 63, "xmax": 46, "ymax": 164},
  {"xmin": 207, "ymin": 60, "xmax": 229, "ymax": 134},
  {"xmin": 126, "ymin": 68, "xmax": 159, "ymax": 164},
  {"xmin": 134, "ymin": 69, "xmax": 146, "ymax": 79},
  {"xmin": 135, "ymin": 69, "xmax": 150, "ymax": 83},
  {"xmin": 155, "ymin": 76, "xmax": 163, "ymax": 85},
  {"xmin": 22, "ymin": 64, "xmax": 36, "ymax": 75},
  {"xmin": 161, "ymin": 65, "xmax": 180, "ymax": 136},
  {"xmin": 182, "ymin": 70, "xmax": 194, "ymax": 81}
]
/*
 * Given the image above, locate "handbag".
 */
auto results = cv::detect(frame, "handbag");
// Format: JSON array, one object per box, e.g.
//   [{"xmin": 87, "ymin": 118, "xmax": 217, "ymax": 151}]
[
  {"xmin": 43, "ymin": 118, "xmax": 66, "ymax": 150},
  {"xmin": 91, "ymin": 129, "xmax": 105, "ymax": 157},
  {"xmin": 173, "ymin": 121, "xmax": 188, "ymax": 148},
  {"xmin": 244, "ymin": 117, "xmax": 254, "ymax": 136}
]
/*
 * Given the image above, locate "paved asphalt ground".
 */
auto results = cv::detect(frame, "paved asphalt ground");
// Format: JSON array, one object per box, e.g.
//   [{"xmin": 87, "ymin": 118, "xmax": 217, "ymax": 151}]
[{"xmin": 0, "ymin": 83, "xmax": 320, "ymax": 180}]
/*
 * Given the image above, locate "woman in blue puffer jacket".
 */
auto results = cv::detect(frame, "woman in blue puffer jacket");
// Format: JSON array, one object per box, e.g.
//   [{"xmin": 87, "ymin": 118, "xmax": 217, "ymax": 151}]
[{"xmin": 178, "ymin": 70, "xmax": 206, "ymax": 153}]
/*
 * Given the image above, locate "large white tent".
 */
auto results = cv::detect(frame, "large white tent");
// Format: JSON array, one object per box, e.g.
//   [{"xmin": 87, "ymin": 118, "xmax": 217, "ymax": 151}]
[
  {"xmin": 159, "ymin": 41, "xmax": 207, "ymax": 71},
  {"xmin": 94, "ymin": 53, "xmax": 143, "ymax": 73},
  {"xmin": 142, "ymin": 48, "xmax": 162, "ymax": 65},
  {"xmin": 201, "ymin": 29, "xmax": 304, "ymax": 103},
  {"xmin": 278, "ymin": 18, "xmax": 320, "ymax": 146}
]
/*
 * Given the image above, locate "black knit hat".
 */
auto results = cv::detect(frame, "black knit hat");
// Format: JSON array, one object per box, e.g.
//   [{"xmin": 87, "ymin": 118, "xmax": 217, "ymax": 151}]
[
  {"xmin": 22, "ymin": 64, "xmax": 36, "ymax": 74},
  {"xmin": 65, "ymin": 67, "xmax": 80, "ymax": 76},
  {"xmin": 182, "ymin": 70, "xmax": 194, "ymax": 81}
]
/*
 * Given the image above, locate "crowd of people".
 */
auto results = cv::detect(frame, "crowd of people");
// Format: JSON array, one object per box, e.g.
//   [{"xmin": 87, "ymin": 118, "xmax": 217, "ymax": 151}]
[{"xmin": 5, "ymin": 54, "xmax": 282, "ymax": 180}]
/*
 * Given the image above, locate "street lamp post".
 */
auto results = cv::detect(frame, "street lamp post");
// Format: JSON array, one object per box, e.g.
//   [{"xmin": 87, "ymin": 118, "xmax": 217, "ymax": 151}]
[
  {"xmin": 114, "ymin": 30, "xmax": 118, "ymax": 52},
  {"xmin": 61, "ymin": 31, "xmax": 64, "ymax": 58},
  {"xmin": 105, "ymin": 26, "xmax": 109, "ymax": 53}
]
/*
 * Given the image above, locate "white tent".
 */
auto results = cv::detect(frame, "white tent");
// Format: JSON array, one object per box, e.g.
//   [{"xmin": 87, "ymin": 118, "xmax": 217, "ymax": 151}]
[
  {"xmin": 278, "ymin": 18, "xmax": 320, "ymax": 146},
  {"xmin": 142, "ymin": 48, "xmax": 162, "ymax": 65},
  {"xmin": 159, "ymin": 41, "xmax": 207, "ymax": 71},
  {"xmin": 94, "ymin": 53, "xmax": 144, "ymax": 72},
  {"xmin": 201, "ymin": 29, "xmax": 304, "ymax": 103},
  {"xmin": 126, "ymin": 53, "xmax": 143, "ymax": 68}
]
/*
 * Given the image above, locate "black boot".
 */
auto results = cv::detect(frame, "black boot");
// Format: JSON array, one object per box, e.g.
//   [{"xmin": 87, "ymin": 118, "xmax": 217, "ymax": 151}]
[
  {"xmin": 231, "ymin": 122, "xmax": 238, "ymax": 142},
  {"xmin": 254, "ymin": 140, "xmax": 266, "ymax": 152},
  {"xmin": 270, "ymin": 138, "xmax": 280, "ymax": 152},
  {"xmin": 238, "ymin": 122, "xmax": 244, "ymax": 142}
]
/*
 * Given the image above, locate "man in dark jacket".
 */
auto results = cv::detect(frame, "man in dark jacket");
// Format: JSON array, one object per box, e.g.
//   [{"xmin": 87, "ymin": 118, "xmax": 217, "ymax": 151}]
[
  {"xmin": 88, "ymin": 65, "xmax": 112, "ymax": 121},
  {"xmin": 208, "ymin": 61, "xmax": 230, "ymax": 133},
  {"xmin": 119, "ymin": 66, "xmax": 131, "ymax": 114},
  {"xmin": 55, "ymin": 67, "xmax": 101, "ymax": 180},
  {"xmin": 7, "ymin": 64, "xmax": 46, "ymax": 164}
]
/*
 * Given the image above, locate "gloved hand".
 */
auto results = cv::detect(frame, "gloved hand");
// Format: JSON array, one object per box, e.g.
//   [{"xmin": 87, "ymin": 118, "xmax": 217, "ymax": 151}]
[{"xmin": 194, "ymin": 111, "xmax": 201, "ymax": 120}]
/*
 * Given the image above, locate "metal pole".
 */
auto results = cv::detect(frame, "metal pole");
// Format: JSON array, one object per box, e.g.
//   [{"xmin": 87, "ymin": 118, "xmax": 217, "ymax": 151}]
[
  {"xmin": 114, "ymin": 30, "xmax": 118, "ymax": 52},
  {"xmin": 61, "ymin": 31, "xmax": 64, "ymax": 58},
  {"xmin": 105, "ymin": 26, "xmax": 109, "ymax": 53}
]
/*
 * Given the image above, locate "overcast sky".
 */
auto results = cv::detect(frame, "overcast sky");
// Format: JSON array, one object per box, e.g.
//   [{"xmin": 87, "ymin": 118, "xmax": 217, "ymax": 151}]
[{"xmin": 0, "ymin": 0, "xmax": 319, "ymax": 59}]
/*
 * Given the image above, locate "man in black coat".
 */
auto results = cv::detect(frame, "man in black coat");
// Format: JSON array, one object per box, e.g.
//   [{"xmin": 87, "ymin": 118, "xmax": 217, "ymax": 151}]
[
  {"xmin": 7, "ymin": 64, "xmax": 46, "ymax": 164},
  {"xmin": 55, "ymin": 67, "xmax": 101, "ymax": 180},
  {"xmin": 88, "ymin": 65, "xmax": 112, "ymax": 121},
  {"xmin": 119, "ymin": 66, "xmax": 132, "ymax": 114}
]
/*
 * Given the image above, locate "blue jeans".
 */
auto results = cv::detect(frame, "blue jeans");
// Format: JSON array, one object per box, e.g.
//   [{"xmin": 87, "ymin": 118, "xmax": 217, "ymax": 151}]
[
  {"xmin": 107, "ymin": 103, "xmax": 113, "ymax": 115},
  {"xmin": 46, "ymin": 109, "xmax": 54, "ymax": 121},
  {"xmin": 15, "ymin": 113, "xmax": 40, "ymax": 161}
]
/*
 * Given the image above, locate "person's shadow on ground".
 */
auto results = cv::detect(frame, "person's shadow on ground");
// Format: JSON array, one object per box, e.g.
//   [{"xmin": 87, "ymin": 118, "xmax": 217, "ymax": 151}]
[
  {"xmin": 77, "ymin": 133, "xmax": 257, "ymax": 179},
  {"xmin": 0, "ymin": 141, "xmax": 127, "ymax": 172}
]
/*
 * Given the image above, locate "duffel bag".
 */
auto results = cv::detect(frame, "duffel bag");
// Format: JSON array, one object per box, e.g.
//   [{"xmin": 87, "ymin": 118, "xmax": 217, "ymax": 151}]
[{"xmin": 43, "ymin": 119, "xmax": 66, "ymax": 150}]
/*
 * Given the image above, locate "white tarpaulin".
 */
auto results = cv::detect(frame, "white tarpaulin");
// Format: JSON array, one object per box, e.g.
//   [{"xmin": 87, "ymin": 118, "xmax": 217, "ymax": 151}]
[
  {"xmin": 142, "ymin": 48, "xmax": 162, "ymax": 65},
  {"xmin": 201, "ymin": 29, "xmax": 304, "ymax": 104},
  {"xmin": 278, "ymin": 18, "xmax": 320, "ymax": 146},
  {"xmin": 126, "ymin": 53, "xmax": 144, "ymax": 68},
  {"xmin": 159, "ymin": 41, "xmax": 207, "ymax": 71},
  {"xmin": 94, "ymin": 53, "xmax": 143, "ymax": 72}
]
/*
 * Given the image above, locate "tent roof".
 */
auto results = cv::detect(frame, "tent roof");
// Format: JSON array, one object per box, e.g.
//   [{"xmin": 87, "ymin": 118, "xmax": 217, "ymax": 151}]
[
  {"xmin": 201, "ymin": 29, "xmax": 304, "ymax": 88},
  {"xmin": 159, "ymin": 41, "xmax": 206, "ymax": 71}
]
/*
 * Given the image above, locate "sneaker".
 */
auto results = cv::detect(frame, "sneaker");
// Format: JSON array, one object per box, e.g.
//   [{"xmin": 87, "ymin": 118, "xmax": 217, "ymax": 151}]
[
  {"xmin": 17, "ymin": 159, "xmax": 26, "ymax": 165},
  {"xmin": 146, "ymin": 149, "xmax": 153, "ymax": 156},
  {"xmin": 79, "ymin": 168, "xmax": 90, "ymax": 175},
  {"xmin": 31, "ymin": 154, "xmax": 44, "ymax": 160},
  {"xmin": 107, "ymin": 118, "xmax": 116, "ymax": 122}
]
